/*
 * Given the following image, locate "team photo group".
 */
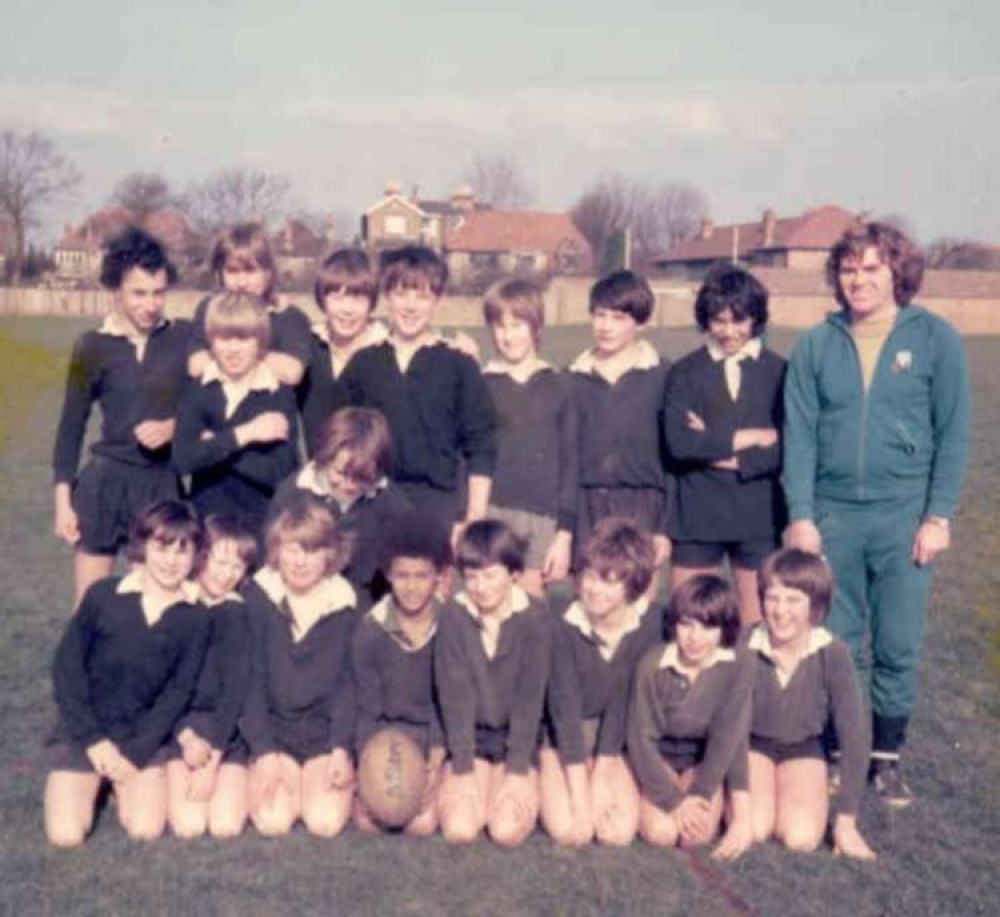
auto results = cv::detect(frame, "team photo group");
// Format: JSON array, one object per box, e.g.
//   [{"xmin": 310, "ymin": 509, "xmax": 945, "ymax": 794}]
[{"xmin": 42, "ymin": 216, "xmax": 970, "ymax": 864}]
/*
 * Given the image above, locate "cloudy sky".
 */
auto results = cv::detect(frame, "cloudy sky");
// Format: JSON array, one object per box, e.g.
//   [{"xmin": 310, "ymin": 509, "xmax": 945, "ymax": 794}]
[{"xmin": 2, "ymin": 0, "xmax": 998, "ymax": 245}]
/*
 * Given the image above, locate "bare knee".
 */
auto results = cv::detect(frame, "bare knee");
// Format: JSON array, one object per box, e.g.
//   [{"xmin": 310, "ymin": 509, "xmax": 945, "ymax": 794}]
[
  {"xmin": 778, "ymin": 815, "xmax": 823, "ymax": 852},
  {"xmin": 126, "ymin": 817, "xmax": 165, "ymax": 842},
  {"xmin": 46, "ymin": 817, "xmax": 90, "ymax": 849},
  {"xmin": 303, "ymin": 804, "xmax": 348, "ymax": 838},
  {"xmin": 441, "ymin": 810, "xmax": 480, "ymax": 845},
  {"xmin": 640, "ymin": 815, "xmax": 678, "ymax": 848},
  {"xmin": 596, "ymin": 818, "xmax": 636, "ymax": 847},
  {"xmin": 405, "ymin": 808, "xmax": 438, "ymax": 837},
  {"xmin": 489, "ymin": 814, "xmax": 530, "ymax": 849},
  {"xmin": 169, "ymin": 809, "xmax": 207, "ymax": 840},
  {"xmin": 209, "ymin": 811, "xmax": 246, "ymax": 839},
  {"xmin": 252, "ymin": 805, "xmax": 295, "ymax": 837}
]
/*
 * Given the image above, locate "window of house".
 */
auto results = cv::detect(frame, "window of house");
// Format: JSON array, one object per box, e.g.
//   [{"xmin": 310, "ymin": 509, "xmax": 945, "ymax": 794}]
[{"xmin": 384, "ymin": 215, "xmax": 407, "ymax": 236}]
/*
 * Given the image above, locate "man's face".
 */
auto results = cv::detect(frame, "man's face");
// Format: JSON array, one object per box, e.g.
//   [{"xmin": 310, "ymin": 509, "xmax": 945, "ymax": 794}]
[{"xmin": 838, "ymin": 246, "xmax": 897, "ymax": 319}]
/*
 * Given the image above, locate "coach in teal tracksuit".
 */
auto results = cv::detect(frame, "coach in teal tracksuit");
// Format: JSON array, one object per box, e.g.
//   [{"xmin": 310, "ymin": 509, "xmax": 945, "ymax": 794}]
[{"xmin": 783, "ymin": 222, "xmax": 970, "ymax": 808}]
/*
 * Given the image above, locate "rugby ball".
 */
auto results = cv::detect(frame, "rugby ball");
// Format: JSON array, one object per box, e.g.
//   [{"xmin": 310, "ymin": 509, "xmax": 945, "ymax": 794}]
[{"xmin": 358, "ymin": 728, "xmax": 427, "ymax": 828}]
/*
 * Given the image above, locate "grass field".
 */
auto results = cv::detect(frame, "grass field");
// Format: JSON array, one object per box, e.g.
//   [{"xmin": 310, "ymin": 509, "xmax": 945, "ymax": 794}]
[{"xmin": 0, "ymin": 315, "xmax": 997, "ymax": 917}]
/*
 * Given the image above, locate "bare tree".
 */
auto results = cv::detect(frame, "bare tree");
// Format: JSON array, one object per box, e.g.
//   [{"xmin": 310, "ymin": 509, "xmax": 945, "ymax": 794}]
[
  {"xmin": 461, "ymin": 154, "xmax": 533, "ymax": 209},
  {"xmin": 181, "ymin": 167, "xmax": 291, "ymax": 236},
  {"xmin": 926, "ymin": 237, "xmax": 1000, "ymax": 271},
  {"xmin": 0, "ymin": 130, "xmax": 81, "ymax": 282},
  {"xmin": 109, "ymin": 172, "xmax": 173, "ymax": 223},
  {"xmin": 572, "ymin": 175, "xmax": 709, "ymax": 269}
]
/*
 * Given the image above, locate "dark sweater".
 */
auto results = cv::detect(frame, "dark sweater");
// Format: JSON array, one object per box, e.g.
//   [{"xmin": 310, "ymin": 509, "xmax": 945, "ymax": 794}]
[
  {"xmin": 340, "ymin": 340, "xmax": 496, "ymax": 491},
  {"xmin": 240, "ymin": 571, "xmax": 359, "ymax": 759},
  {"xmin": 546, "ymin": 597, "xmax": 663, "ymax": 765},
  {"xmin": 52, "ymin": 319, "xmax": 191, "ymax": 483},
  {"xmin": 485, "ymin": 365, "xmax": 579, "ymax": 532},
  {"xmin": 173, "ymin": 374, "xmax": 300, "ymax": 528},
  {"xmin": 51, "ymin": 575, "xmax": 210, "ymax": 768},
  {"xmin": 569, "ymin": 342, "xmax": 671, "ymax": 492},
  {"xmin": 351, "ymin": 596, "xmax": 444, "ymax": 755},
  {"xmin": 177, "ymin": 597, "xmax": 251, "ymax": 752},
  {"xmin": 434, "ymin": 589, "xmax": 551, "ymax": 775},
  {"xmin": 664, "ymin": 344, "xmax": 787, "ymax": 542},
  {"xmin": 627, "ymin": 642, "xmax": 753, "ymax": 811},
  {"xmin": 748, "ymin": 626, "xmax": 869, "ymax": 815}
]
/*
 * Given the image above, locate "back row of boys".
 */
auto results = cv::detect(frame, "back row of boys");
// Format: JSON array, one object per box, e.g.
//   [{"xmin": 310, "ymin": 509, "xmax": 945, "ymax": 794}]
[{"xmin": 46, "ymin": 220, "xmax": 969, "ymax": 854}]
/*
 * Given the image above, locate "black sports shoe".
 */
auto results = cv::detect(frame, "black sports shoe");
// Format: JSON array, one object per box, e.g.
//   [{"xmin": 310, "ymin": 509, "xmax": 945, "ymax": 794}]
[{"xmin": 869, "ymin": 758, "xmax": 913, "ymax": 809}]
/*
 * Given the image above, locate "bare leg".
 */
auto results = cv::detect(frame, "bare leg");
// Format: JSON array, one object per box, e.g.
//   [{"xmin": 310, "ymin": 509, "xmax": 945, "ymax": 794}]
[
  {"xmin": 208, "ymin": 763, "xmax": 249, "ymax": 839},
  {"xmin": 774, "ymin": 758, "xmax": 828, "ymax": 852},
  {"xmin": 116, "ymin": 765, "xmax": 168, "ymax": 841},
  {"xmin": 591, "ymin": 755, "xmax": 639, "ymax": 847},
  {"xmin": 638, "ymin": 794, "xmax": 680, "ymax": 847},
  {"xmin": 300, "ymin": 755, "xmax": 353, "ymax": 838},
  {"xmin": 73, "ymin": 550, "xmax": 115, "ymax": 608},
  {"xmin": 732, "ymin": 565, "xmax": 762, "ymax": 628},
  {"xmin": 166, "ymin": 759, "xmax": 208, "ymax": 839},
  {"xmin": 487, "ymin": 764, "xmax": 539, "ymax": 849},
  {"xmin": 747, "ymin": 751, "xmax": 777, "ymax": 843},
  {"xmin": 538, "ymin": 747, "xmax": 579, "ymax": 845},
  {"xmin": 249, "ymin": 754, "xmax": 301, "ymax": 837},
  {"xmin": 44, "ymin": 771, "xmax": 102, "ymax": 848},
  {"xmin": 438, "ymin": 759, "xmax": 489, "ymax": 845}
]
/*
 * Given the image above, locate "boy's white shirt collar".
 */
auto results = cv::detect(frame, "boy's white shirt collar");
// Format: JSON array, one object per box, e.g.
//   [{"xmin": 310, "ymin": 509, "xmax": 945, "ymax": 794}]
[
  {"xmin": 311, "ymin": 319, "xmax": 388, "ymax": 376},
  {"xmin": 369, "ymin": 594, "xmax": 439, "ymax": 652},
  {"xmin": 118, "ymin": 570, "xmax": 199, "ymax": 623},
  {"xmin": 200, "ymin": 359, "xmax": 280, "ymax": 418},
  {"xmin": 296, "ymin": 461, "xmax": 387, "ymax": 507},
  {"xmin": 98, "ymin": 312, "xmax": 167, "ymax": 360},
  {"xmin": 706, "ymin": 337, "xmax": 762, "ymax": 363},
  {"xmin": 569, "ymin": 338, "xmax": 660, "ymax": 375},
  {"xmin": 483, "ymin": 357, "xmax": 552, "ymax": 382},
  {"xmin": 658, "ymin": 641, "xmax": 736, "ymax": 674},
  {"xmin": 563, "ymin": 596, "xmax": 650, "ymax": 661},
  {"xmin": 254, "ymin": 564, "xmax": 356, "ymax": 640},
  {"xmin": 455, "ymin": 584, "xmax": 531, "ymax": 660},
  {"xmin": 386, "ymin": 331, "xmax": 446, "ymax": 372},
  {"xmin": 748, "ymin": 624, "xmax": 833, "ymax": 688}
]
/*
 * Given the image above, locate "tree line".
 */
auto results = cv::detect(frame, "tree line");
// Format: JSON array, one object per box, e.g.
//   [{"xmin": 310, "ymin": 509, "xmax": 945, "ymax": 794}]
[{"xmin": 0, "ymin": 128, "xmax": 994, "ymax": 285}]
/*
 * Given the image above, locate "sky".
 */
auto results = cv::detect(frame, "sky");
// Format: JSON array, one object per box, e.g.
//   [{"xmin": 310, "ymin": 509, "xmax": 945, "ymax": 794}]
[{"xmin": 2, "ymin": 0, "xmax": 999, "ymax": 246}]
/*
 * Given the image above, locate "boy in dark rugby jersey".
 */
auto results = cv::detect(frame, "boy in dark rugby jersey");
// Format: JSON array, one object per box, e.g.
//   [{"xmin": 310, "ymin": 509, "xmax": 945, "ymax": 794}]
[
  {"xmin": 481, "ymin": 278, "xmax": 577, "ymax": 596},
  {"xmin": 351, "ymin": 513, "xmax": 451, "ymax": 835},
  {"xmin": 52, "ymin": 227, "xmax": 190, "ymax": 604},
  {"xmin": 166, "ymin": 515, "xmax": 257, "ymax": 839},
  {"xmin": 45, "ymin": 501, "xmax": 207, "ymax": 847},
  {"xmin": 541, "ymin": 519, "xmax": 662, "ymax": 847},
  {"xmin": 435, "ymin": 520, "xmax": 550, "ymax": 847}
]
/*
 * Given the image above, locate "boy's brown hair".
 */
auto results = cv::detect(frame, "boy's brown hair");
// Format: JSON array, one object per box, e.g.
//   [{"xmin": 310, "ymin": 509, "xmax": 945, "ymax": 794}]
[
  {"xmin": 483, "ymin": 278, "xmax": 545, "ymax": 343},
  {"xmin": 312, "ymin": 407, "xmax": 393, "ymax": 488},
  {"xmin": 379, "ymin": 245, "xmax": 448, "ymax": 298},
  {"xmin": 265, "ymin": 492, "xmax": 352, "ymax": 576},
  {"xmin": 314, "ymin": 248, "xmax": 378, "ymax": 311},
  {"xmin": 826, "ymin": 221, "xmax": 925, "ymax": 310},
  {"xmin": 665, "ymin": 574, "xmax": 741, "ymax": 648},
  {"xmin": 195, "ymin": 513, "xmax": 259, "ymax": 579},
  {"xmin": 455, "ymin": 519, "xmax": 527, "ymax": 575},
  {"xmin": 759, "ymin": 548, "xmax": 834, "ymax": 624},
  {"xmin": 589, "ymin": 270, "xmax": 655, "ymax": 325},
  {"xmin": 578, "ymin": 517, "xmax": 655, "ymax": 603},
  {"xmin": 126, "ymin": 499, "xmax": 203, "ymax": 564},
  {"xmin": 210, "ymin": 222, "xmax": 277, "ymax": 302}
]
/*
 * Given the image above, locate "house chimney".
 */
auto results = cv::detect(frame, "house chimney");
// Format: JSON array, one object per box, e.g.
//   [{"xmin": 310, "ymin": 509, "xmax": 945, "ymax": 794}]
[
  {"xmin": 761, "ymin": 209, "xmax": 776, "ymax": 247},
  {"xmin": 699, "ymin": 218, "xmax": 714, "ymax": 241},
  {"xmin": 411, "ymin": 184, "xmax": 420, "ymax": 203},
  {"xmin": 384, "ymin": 179, "xmax": 401, "ymax": 197},
  {"xmin": 452, "ymin": 184, "xmax": 475, "ymax": 212}
]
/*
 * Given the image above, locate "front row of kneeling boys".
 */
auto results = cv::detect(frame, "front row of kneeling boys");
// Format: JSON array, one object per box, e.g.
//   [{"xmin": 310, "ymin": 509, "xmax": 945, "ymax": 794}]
[{"xmin": 44, "ymin": 497, "xmax": 875, "ymax": 861}]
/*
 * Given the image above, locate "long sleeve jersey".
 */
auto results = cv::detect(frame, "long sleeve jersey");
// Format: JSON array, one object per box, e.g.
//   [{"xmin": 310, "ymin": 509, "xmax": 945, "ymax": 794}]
[
  {"xmin": 748, "ymin": 626, "xmax": 869, "ymax": 815},
  {"xmin": 546, "ymin": 596, "xmax": 663, "ymax": 765},
  {"xmin": 351, "ymin": 596, "xmax": 444, "ymax": 755},
  {"xmin": 484, "ymin": 364, "xmax": 579, "ymax": 532},
  {"xmin": 51, "ymin": 574, "xmax": 209, "ymax": 768},
  {"xmin": 177, "ymin": 596, "xmax": 252, "ymax": 752},
  {"xmin": 339, "ymin": 340, "xmax": 496, "ymax": 492},
  {"xmin": 52, "ymin": 317, "xmax": 191, "ymax": 483},
  {"xmin": 173, "ymin": 368, "xmax": 300, "ymax": 525},
  {"xmin": 434, "ymin": 588, "xmax": 551, "ymax": 775},
  {"xmin": 627, "ymin": 641, "xmax": 752, "ymax": 811},
  {"xmin": 664, "ymin": 344, "xmax": 787, "ymax": 542},
  {"xmin": 240, "ymin": 568, "xmax": 360, "ymax": 760}
]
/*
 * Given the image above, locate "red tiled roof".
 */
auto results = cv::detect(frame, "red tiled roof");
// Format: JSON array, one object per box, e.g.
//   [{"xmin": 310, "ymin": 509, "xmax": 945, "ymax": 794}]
[
  {"xmin": 657, "ymin": 206, "xmax": 859, "ymax": 263},
  {"xmin": 445, "ymin": 211, "xmax": 592, "ymax": 258},
  {"xmin": 57, "ymin": 208, "xmax": 200, "ymax": 253}
]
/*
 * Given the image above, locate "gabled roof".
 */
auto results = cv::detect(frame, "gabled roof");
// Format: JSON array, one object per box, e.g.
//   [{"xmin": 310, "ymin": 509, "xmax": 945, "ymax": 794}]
[
  {"xmin": 445, "ymin": 211, "xmax": 592, "ymax": 257},
  {"xmin": 365, "ymin": 193, "xmax": 424, "ymax": 218},
  {"xmin": 272, "ymin": 218, "xmax": 323, "ymax": 258},
  {"xmin": 57, "ymin": 208, "xmax": 201, "ymax": 253},
  {"xmin": 657, "ymin": 205, "xmax": 858, "ymax": 263}
]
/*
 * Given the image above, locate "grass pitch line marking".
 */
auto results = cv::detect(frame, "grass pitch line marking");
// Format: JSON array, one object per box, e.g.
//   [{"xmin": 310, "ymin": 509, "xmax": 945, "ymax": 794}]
[{"xmin": 682, "ymin": 849, "xmax": 754, "ymax": 917}]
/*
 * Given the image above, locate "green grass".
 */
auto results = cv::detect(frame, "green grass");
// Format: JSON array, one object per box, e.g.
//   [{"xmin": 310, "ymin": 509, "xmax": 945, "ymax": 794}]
[{"xmin": 1, "ymin": 317, "xmax": 998, "ymax": 917}]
